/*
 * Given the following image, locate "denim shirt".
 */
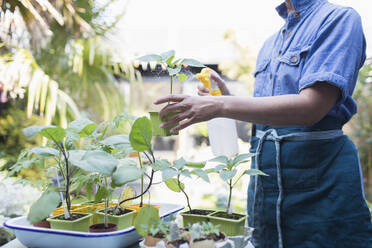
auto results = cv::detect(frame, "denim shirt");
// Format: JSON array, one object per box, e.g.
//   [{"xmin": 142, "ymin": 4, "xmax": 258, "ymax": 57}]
[{"xmin": 253, "ymin": 0, "xmax": 366, "ymax": 124}]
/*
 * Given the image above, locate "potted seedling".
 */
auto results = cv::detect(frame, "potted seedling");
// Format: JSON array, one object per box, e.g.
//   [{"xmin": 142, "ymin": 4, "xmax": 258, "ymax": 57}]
[
  {"xmin": 17, "ymin": 120, "xmax": 102, "ymax": 232},
  {"xmin": 137, "ymin": 50, "xmax": 205, "ymax": 136},
  {"xmin": 208, "ymin": 153, "xmax": 266, "ymax": 236},
  {"xmin": 157, "ymin": 157, "xmax": 214, "ymax": 226}
]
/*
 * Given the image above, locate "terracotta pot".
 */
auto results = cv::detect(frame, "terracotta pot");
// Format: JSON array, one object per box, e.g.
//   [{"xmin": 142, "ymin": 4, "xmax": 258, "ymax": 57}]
[
  {"xmin": 89, "ymin": 223, "xmax": 117, "ymax": 233},
  {"xmin": 190, "ymin": 239, "xmax": 215, "ymax": 248},
  {"xmin": 144, "ymin": 235, "xmax": 167, "ymax": 246},
  {"xmin": 33, "ymin": 220, "xmax": 50, "ymax": 228}
]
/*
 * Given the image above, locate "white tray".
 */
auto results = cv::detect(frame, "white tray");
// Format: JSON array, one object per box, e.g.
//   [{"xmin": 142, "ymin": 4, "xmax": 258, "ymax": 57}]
[{"xmin": 4, "ymin": 203, "xmax": 183, "ymax": 248}]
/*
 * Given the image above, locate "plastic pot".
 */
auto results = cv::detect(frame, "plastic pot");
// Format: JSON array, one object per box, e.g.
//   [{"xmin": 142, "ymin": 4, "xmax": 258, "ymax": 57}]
[
  {"xmin": 149, "ymin": 111, "xmax": 178, "ymax": 136},
  {"xmin": 180, "ymin": 209, "xmax": 216, "ymax": 227},
  {"xmin": 207, "ymin": 211, "xmax": 247, "ymax": 236},
  {"xmin": 47, "ymin": 212, "xmax": 93, "ymax": 232},
  {"xmin": 96, "ymin": 209, "xmax": 135, "ymax": 230},
  {"xmin": 33, "ymin": 220, "xmax": 50, "ymax": 228}
]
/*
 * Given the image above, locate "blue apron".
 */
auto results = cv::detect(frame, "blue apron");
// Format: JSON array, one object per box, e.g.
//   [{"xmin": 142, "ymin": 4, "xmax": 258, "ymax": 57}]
[{"xmin": 247, "ymin": 116, "xmax": 372, "ymax": 248}]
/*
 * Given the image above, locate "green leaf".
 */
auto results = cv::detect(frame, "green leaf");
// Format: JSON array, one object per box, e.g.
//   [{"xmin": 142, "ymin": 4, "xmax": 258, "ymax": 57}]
[
  {"xmin": 165, "ymin": 178, "xmax": 184, "ymax": 192},
  {"xmin": 69, "ymin": 150, "xmax": 118, "ymax": 176},
  {"xmin": 68, "ymin": 119, "xmax": 97, "ymax": 137},
  {"xmin": 185, "ymin": 161, "xmax": 206, "ymax": 169},
  {"xmin": 134, "ymin": 205, "xmax": 160, "ymax": 237},
  {"xmin": 100, "ymin": 135, "xmax": 132, "ymax": 151},
  {"xmin": 162, "ymin": 167, "xmax": 178, "ymax": 181},
  {"xmin": 181, "ymin": 169, "xmax": 191, "ymax": 178},
  {"xmin": 245, "ymin": 169, "xmax": 268, "ymax": 176},
  {"xmin": 214, "ymin": 164, "xmax": 227, "ymax": 172},
  {"xmin": 27, "ymin": 191, "xmax": 60, "ymax": 224},
  {"xmin": 95, "ymin": 186, "xmax": 110, "ymax": 203},
  {"xmin": 167, "ymin": 66, "xmax": 182, "ymax": 76},
  {"xmin": 191, "ymin": 169, "xmax": 210, "ymax": 182},
  {"xmin": 161, "ymin": 50, "xmax": 175, "ymax": 61},
  {"xmin": 112, "ymin": 159, "xmax": 143, "ymax": 186},
  {"xmin": 113, "ymin": 113, "xmax": 136, "ymax": 128},
  {"xmin": 232, "ymin": 153, "xmax": 255, "ymax": 166},
  {"xmin": 181, "ymin": 58, "xmax": 205, "ymax": 68},
  {"xmin": 129, "ymin": 117, "xmax": 152, "ymax": 152},
  {"xmin": 220, "ymin": 169, "xmax": 237, "ymax": 181},
  {"xmin": 30, "ymin": 147, "xmax": 59, "ymax": 158},
  {"xmin": 40, "ymin": 127, "xmax": 66, "ymax": 142},
  {"xmin": 174, "ymin": 158, "xmax": 187, "ymax": 170},
  {"xmin": 23, "ymin": 125, "xmax": 53, "ymax": 138},
  {"xmin": 178, "ymin": 73, "xmax": 188, "ymax": 82},
  {"xmin": 210, "ymin": 155, "xmax": 229, "ymax": 164},
  {"xmin": 137, "ymin": 54, "xmax": 162, "ymax": 62},
  {"xmin": 151, "ymin": 160, "xmax": 171, "ymax": 171}
]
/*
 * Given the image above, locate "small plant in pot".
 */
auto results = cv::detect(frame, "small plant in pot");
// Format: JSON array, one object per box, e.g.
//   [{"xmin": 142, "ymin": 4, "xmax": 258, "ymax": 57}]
[
  {"xmin": 157, "ymin": 157, "xmax": 214, "ymax": 226},
  {"xmin": 137, "ymin": 50, "xmax": 205, "ymax": 136},
  {"xmin": 15, "ymin": 120, "xmax": 103, "ymax": 232},
  {"xmin": 208, "ymin": 153, "xmax": 267, "ymax": 236},
  {"xmin": 187, "ymin": 222, "xmax": 227, "ymax": 248}
]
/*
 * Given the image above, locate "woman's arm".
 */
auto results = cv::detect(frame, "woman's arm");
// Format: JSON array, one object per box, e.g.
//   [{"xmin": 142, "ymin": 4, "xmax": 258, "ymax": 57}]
[{"xmin": 154, "ymin": 82, "xmax": 340, "ymax": 133}]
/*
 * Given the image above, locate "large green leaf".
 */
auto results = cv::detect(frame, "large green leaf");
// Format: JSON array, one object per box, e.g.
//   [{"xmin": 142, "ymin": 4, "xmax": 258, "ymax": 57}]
[
  {"xmin": 137, "ymin": 54, "xmax": 162, "ymax": 62},
  {"xmin": 161, "ymin": 50, "xmax": 175, "ymax": 61},
  {"xmin": 178, "ymin": 73, "xmax": 188, "ymax": 82},
  {"xmin": 151, "ymin": 159, "xmax": 171, "ymax": 171},
  {"xmin": 69, "ymin": 150, "xmax": 118, "ymax": 176},
  {"xmin": 214, "ymin": 164, "xmax": 227, "ymax": 172},
  {"xmin": 40, "ymin": 127, "xmax": 66, "ymax": 142},
  {"xmin": 27, "ymin": 191, "xmax": 61, "ymax": 224},
  {"xmin": 181, "ymin": 58, "xmax": 205, "ymax": 68},
  {"xmin": 220, "ymin": 169, "xmax": 237, "ymax": 182},
  {"xmin": 209, "ymin": 155, "xmax": 229, "ymax": 165},
  {"xmin": 134, "ymin": 205, "xmax": 160, "ymax": 237},
  {"xmin": 173, "ymin": 157, "xmax": 186, "ymax": 170},
  {"xmin": 245, "ymin": 169, "xmax": 268, "ymax": 176},
  {"xmin": 231, "ymin": 153, "xmax": 255, "ymax": 167},
  {"xmin": 112, "ymin": 159, "xmax": 143, "ymax": 186},
  {"xmin": 68, "ymin": 119, "xmax": 97, "ymax": 137},
  {"xmin": 129, "ymin": 117, "xmax": 152, "ymax": 152},
  {"xmin": 95, "ymin": 186, "xmax": 111, "ymax": 203},
  {"xmin": 185, "ymin": 161, "xmax": 206, "ymax": 169},
  {"xmin": 100, "ymin": 135, "xmax": 132, "ymax": 151},
  {"xmin": 165, "ymin": 178, "xmax": 184, "ymax": 192},
  {"xmin": 30, "ymin": 147, "xmax": 59, "ymax": 158},
  {"xmin": 162, "ymin": 167, "xmax": 178, "ymax": 181},
  {"xmin": 23, "ymin": 125, "xmax": 53, "ymax": 138},
  {"xmin": 191, "ymin": 169, "xmax": 210, "ymax": 182}
]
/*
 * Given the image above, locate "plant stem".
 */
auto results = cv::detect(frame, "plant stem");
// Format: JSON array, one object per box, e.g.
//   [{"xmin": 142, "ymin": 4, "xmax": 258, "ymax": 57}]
[
  {"xmin": 104, "ymin": 177, "xmax": 109, "ymax": 229},
  {"xmin": 178, "ymin": 175, "xmax": 192, "ymax": 212},
  {"xmin": 227, "ymin": 180, "xmax": 233, "ymax": 215},
  {"xmin": 138, "ymin": 152, "xmax": 144, "ymax": 207},
  {"xmin": 170, "ymin": 75, "xmax": 174, "ymax": 95},
  {"xmin": 59, "ymin": 142, "xmax": 71, "ymax": 218}
]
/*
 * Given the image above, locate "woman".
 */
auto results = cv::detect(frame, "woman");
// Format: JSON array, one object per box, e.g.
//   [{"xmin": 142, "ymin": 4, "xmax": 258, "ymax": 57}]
[{"xmin": 155, "ymin": 0, "xmax": 372, "ymax": 247}]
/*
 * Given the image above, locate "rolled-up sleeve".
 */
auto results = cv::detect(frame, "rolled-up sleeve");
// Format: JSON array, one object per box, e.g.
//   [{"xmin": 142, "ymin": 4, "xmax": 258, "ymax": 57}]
[{"xmin": 299, "ymin": 8, "xmax": 366, "ymax": 104}]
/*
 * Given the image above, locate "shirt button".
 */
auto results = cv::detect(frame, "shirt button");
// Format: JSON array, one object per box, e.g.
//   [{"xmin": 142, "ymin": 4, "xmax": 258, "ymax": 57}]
[
  {"xmin": 290, "ymin": 56, "xmax": 299, "ymax": 64},
  {"xmin": 278, "ymin": 51, "xmax": 282, "ymax": 57}
]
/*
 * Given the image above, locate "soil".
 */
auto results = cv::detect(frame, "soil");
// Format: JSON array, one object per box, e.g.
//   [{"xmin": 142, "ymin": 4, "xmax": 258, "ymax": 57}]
[
  {"xmin": 54, "ymin": 213, "xmax": 86, "ymax": 221},
  {"xmin": 168, "ymin": 239, "xmax": 189, "ymax": 248},
  {"xmin": 33, "ymin": 219, "xmax": 50, "ymax": 228},
  {"xmin": 100, "ymin": 207, "xmax": 133, "ymax": 216},
  {"xmin": 184, "ymin": 209, "xmax": 214, "ymax": 216},
  {"xmin": 212, "ymin": 212, "xmax": 244, "ymax": 220},
  {"xmin": 89, "ymin": 223, "xmax": 117, "ymax": 233},
  {"xmin": 153, "ymin": 232, "xmax": 166, "ymax": 239},
  {"xmin": 207, "ymin": 232, "xmax": 226, "ymax": 242}
]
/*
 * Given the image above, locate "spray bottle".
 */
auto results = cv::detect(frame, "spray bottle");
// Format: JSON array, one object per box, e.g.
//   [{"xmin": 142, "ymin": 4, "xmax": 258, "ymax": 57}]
[{"xmin": 196, "ymin": 68, "xmax": 239, "ymax": 157}]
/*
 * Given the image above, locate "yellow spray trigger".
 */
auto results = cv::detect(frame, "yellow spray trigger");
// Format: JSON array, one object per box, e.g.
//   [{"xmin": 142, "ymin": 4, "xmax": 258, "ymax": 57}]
[{"xmin": 196, "ymin": 68, "xmax": 222, "ymax": 96}]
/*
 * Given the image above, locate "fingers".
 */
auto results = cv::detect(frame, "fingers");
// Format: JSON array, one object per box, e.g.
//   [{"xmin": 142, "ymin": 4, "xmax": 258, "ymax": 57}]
[
  {"xmin": 197, "ymin": 84, "xmax": 210, "ymax": 96},
  {"xmin": 154, "ymin": 94, "xmax": 189, "ymax": 105},
  {"xmin": 210, "ymin": 71, "xmax": 231, "ymax": 95},
  {"xmin": 170, "ymin": 117, "xmax": 195, "ymax": 133},
  {"xmin": 160, "ymin": 111, "xmax": 192, "ymax": 128},
  {"xmin": 159, "ymin": 103, "xmax": 188, "ymax": 120}
]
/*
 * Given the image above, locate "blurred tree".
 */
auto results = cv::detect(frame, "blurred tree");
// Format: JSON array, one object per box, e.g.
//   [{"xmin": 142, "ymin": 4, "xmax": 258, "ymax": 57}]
[{"xmin": 347, "ymin": 58, "xmax": 372, "ymax": 200}]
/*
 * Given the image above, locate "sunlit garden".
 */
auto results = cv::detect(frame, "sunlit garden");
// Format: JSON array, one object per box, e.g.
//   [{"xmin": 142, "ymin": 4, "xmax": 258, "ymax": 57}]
[{"xmin": 0, "ymin": 0, "xmax": 371, "ymax": 247}]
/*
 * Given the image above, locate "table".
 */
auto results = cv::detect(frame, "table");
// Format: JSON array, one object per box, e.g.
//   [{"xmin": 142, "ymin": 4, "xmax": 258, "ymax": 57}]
[{"xmin": 1, "ymin": 239, "xmax": 140, "ymax": 248}]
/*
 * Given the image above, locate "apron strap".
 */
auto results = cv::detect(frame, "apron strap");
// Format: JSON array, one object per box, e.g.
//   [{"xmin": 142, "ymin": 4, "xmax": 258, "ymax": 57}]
[{"xmin": 253, "ymin": 129, "xmax": 344, "ymax": 248}]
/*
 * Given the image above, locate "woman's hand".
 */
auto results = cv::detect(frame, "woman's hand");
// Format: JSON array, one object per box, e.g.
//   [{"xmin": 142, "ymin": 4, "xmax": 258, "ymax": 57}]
[
  {"xmin": 153, "ymin": 94, "xmax": 223, "ymax": 133},
  {"xmin": 197, "ymin": 70, "xmax": 231, "ymax": 96}
]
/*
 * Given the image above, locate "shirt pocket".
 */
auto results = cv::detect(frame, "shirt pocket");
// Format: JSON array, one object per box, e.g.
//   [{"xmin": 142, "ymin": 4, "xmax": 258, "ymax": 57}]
[
  {"xmin": 277, "ymin": 45, "xmax": 311, "ymax": 95},
  {"xmin": 253, "ymin": 58, "xmax": 271, "ymax": 97}
]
